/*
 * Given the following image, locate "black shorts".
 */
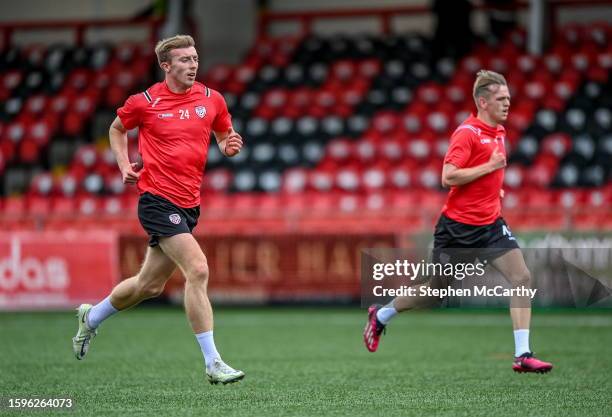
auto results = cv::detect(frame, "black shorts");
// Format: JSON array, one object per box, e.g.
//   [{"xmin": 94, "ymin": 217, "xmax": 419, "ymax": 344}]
[
  {"xmin": 426, "ymin": 214, "xmax": 520, "ymax": 293},
  {"xmin": 432, "ymin": 214, "xmax": 520, "ymax": 265},
  {"xmin": 137, "ymin": 192, "xmax": 200, "ymax": 247}
]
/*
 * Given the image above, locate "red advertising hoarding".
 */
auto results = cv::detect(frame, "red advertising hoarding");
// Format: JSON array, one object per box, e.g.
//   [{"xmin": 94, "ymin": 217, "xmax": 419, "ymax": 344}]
[{"xmin": 0, "ymin": 231, "xmax": 119, "ymax": 310}]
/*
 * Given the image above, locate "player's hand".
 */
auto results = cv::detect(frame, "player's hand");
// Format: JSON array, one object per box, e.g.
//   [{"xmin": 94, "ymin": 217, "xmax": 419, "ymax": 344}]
[
  {"xmin": 224, "ymin": 128, "xmax": 243, "ymax": 157},
  {"xmin": 500, "ymin": 189, "xmax": 505, "ymax": 199},
  {"xmin": 121, "ymin": 162, "xmax": 142, "ymax": 184},
  {"xmin": 489, "ymin": 144, "xmax": 506, "ymax": 171}
]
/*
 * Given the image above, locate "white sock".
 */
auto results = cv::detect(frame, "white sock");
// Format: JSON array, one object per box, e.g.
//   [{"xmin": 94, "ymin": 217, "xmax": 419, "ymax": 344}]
[
  {"xmin": 514, "ymin": 329, "xmax": 530, "ymax": 357},
  {"xmin": 196, "ymin": 331, "xmax": 221, "ymax": 370},
  {"xmin": 376, "ymin": 303, "xmax": 398, "ymax": 325},
  {"xmin": 87, "ymin": 296, "xmax": 119, "ymax": 329}
]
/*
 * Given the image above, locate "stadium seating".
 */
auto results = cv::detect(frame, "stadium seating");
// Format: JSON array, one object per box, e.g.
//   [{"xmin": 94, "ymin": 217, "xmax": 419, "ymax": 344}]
[{"xmin": 0, "ymin": 22, "xmax": 611, "ymax": 232}]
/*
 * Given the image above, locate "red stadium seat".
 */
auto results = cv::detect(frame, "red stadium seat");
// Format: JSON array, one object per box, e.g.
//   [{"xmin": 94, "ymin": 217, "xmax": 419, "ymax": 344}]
[
  {"xmin": 378, "ymin": 138, "xmax": 404, "ymax": 163},
  {"xmin": 26, "ymin": 195, "xmax": 51, "ymax": 216},
  {"xmin": 326, "ymin": 137, "xmax": 353, "ymax": 163},
  {"xmin": 202, "ymin": 193, "xmax": 231, "ymax": 213},
  {"xmin": 504, "ymin": 164, "xmax": 525, "ymax": 189},
  {"xmin": 76, "ymin": 195, "xmax": 101, "ymax": 216},
  {"xmin": 17, "ymin": 138, "xmax": 40, "ymax": 164},
  {"xmin": 330, "ymin": 60, "xmax": 356, "ymax": 82},
  {"xmin": 370, "ymin": 111, "xmax": 400, "ymax": 136},
  {"xmin": 281, "ymin": 168, "xmax": 308, "ymax": 194},
  {"xmin": 2, "ymin": 196, "xmax": 26, "ymax": 218},
  {"xmin": 335, "ymin": 167, "xmax": 362, "ymax": 192},
  {"xmin": 362, "ymin": 166, "xmax": 386, "ymax": 191},
  {"xmin": 523, "ymin": 189, "xmax": 555, "ymax": 210},
  {"xmin": 51, "ymin": 195, "xmax": 76, "ymax": 216}
]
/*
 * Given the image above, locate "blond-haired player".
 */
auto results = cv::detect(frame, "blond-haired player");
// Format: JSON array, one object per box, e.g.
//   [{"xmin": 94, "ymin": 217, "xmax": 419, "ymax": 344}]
[{"xmin": 364, "ymin": 70, "xmax": 553, "ymax": 374}]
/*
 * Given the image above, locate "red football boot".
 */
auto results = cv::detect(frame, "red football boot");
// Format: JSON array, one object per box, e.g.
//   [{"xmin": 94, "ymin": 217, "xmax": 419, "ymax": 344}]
[
  {"xmin": 363, "ymin": 304, "xmax": 386, "ymax": 352},
  {"xmin": 513, "ymin": 352, "xmax": 553, "ymax": 373}
]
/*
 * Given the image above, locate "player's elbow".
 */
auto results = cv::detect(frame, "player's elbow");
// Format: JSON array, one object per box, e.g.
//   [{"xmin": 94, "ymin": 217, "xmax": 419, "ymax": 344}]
[
  {"xmin": 109, "ymin": 125, "xmax": 121, "ymax": 139},
  {"xmin": 109, "ymin": 117, "xmax": 127, "ymax": 136},
  {"xmin": 441, "ymin": 174, "xmax": 455, "ymax": 188},
  {"xmin": 441, "ymin": 176, "xmax": 450, "ymax": 188},
  {"xmin": 441, "ymin": 165, "xmax": 457, "ymax": 188},
  {"xmin": 442, "ymin": 165, "xmax": 463, "ymax": 188}
]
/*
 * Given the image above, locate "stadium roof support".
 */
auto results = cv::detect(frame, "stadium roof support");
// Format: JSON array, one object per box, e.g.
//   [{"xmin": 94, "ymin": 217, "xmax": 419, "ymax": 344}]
[{"xmin": 528, "ymin": 0, "xmax": 546, "ymax": 56}]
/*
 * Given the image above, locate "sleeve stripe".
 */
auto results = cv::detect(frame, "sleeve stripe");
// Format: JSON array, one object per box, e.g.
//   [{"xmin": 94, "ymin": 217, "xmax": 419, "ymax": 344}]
[
  {"xmin": 456, "ymin": 124, "xmax": 480, "ymax": 136},
  {"xmin": 205, "ymin": 87, "xmax": 211, "ymax": 97},
  {"xmin": 143, "ymin": 90, "xmax": 152, "ymax": 103}
]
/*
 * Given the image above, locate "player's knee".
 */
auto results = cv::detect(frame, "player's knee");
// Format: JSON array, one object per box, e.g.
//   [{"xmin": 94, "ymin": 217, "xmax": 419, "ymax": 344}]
[
  {"xmin": 186, "ymin": 262, "xmax": 209, "ymax": 285},
  {"xmin": 139, "ymin": 281, "xmax": 165, "ymax": 298},
  {"xmin": 512, "ymin": 268, "xmax": 531, "ymax": 288}
]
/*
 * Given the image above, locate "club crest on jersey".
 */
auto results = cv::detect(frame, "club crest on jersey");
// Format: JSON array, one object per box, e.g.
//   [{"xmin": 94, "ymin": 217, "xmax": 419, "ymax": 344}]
[
  {"xmin": 169, "ymin": 214, "xmax": 182, "ymax": 224},
  {"xmin": 195, "ymin": 106, "xmax": 206, "ymax": 118}
]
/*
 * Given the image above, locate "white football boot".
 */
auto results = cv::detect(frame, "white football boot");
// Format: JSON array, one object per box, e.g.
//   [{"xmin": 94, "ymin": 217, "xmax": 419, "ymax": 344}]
[
  {"xmin": 206, "ymin": 358, "xmax": 245, "ymax": 385},
  {"xmin": 72, "ymin": 304, "xmax": 97, "ymax": 360}
]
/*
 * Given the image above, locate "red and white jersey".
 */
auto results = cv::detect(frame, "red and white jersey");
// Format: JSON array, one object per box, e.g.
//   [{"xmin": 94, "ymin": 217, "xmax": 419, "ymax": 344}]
[
  {"xmin": 442, "ymin": 114, "xmax": 506, "ymax": 226},
  {"xmin": 117, "ymin": 81, "xmax": 232, "ymax": 208}
]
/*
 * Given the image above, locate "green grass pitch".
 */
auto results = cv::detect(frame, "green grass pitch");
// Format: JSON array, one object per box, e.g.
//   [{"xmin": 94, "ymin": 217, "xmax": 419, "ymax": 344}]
[{"xmin": 1, "ymin": 307, "xmax": 611, "ymax": 417}]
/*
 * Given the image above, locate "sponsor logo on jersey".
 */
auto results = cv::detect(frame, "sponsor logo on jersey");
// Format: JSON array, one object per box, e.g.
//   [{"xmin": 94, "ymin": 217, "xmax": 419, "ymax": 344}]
[
  {"xmin": 158, "ymin": 113, "xmax": 174, "ymax": 118},
  {"xmin": 195, "ymin": 106, "xmax": 206, "ymax": 118},
  {"xmin": 169, "ymin": 214, "xmax": 182, "ymax": 224},
  {"xmin": 480, "ymin": 138, "xmax": 492, "ymax": 144}
]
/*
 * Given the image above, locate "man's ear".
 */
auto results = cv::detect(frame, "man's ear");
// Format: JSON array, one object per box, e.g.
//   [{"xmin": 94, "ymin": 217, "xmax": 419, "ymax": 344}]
[
  {"xmin": 478, "ymin": 95, "xmax": 487, "ymax": 110},
  {"xmin": 160, "ymin": 61, "xmax": 171, "ymax": 73}
]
